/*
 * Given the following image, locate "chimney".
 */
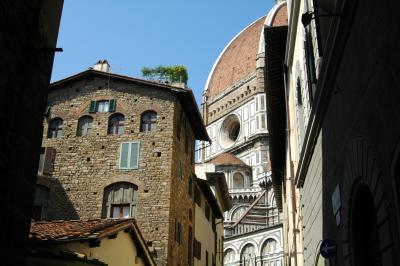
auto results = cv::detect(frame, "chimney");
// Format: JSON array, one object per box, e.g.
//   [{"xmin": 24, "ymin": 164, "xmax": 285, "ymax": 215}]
[{"xmin": 93, "ymin": 59, "xmax": 110, "ymax": 72}]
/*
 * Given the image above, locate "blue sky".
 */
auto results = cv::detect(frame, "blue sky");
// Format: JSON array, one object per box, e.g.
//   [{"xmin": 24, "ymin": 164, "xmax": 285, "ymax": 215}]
[{"xmin": 52, "ymin": 0, "xmax": 275, "ymax": 105}]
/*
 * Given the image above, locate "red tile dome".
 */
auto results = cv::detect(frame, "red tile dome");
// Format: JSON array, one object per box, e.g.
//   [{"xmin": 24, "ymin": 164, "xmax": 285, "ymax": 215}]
[{"xmin": 204, "ymin": 2, "xmax": 287, "ymax": 100}]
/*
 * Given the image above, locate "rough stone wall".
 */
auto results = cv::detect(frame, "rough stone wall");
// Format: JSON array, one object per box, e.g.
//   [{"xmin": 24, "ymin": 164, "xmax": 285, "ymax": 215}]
[
  {"xmin": 169, "ymin": 101, "xmax": 196, "ymax": 265},
  {"xmin": 0, "ymin": 1, "xmax": 62, "ymax": 265},
  {"xmin": 42, "ymin": 76, "xmax": 196, "ymax": 265}
]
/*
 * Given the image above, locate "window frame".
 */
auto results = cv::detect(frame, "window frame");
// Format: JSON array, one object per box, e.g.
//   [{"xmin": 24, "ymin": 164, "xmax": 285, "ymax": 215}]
[
  {"xmin": 77, "ymin": 115, "xmax": 93, "ymax": 136},
  {"xmin": 48, "ymin": 118, "xmax": 63, "ymax": 139},
  {"xmin": 108, "ymin": 113, "xmax": 125, "ymax": 135},
  {"xmin": 119, "ymin": 141, "xmax": 140, "ymax": 170},
  {"xmin": 140, "ymin": 110, "xmax": 157, "ymax": 132}
]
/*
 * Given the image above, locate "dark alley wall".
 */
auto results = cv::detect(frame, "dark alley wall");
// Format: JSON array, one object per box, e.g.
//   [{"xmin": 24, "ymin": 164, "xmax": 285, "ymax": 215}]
[
  {"xmin": 0, "ymin": 1, "xmax": 63, "ymax": 265},
  {"xmin": 319, "ymin": 0, "xmax": 400, "ymax": 265}
]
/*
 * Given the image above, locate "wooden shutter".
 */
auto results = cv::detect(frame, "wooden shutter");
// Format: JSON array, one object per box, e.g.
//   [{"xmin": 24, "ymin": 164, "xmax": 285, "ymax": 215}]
[
  {"xmin": 129, "ymin": 142, "xmax": 140, "ymax": 169},
  {"xmin": 109, "ymin": 99, "xmax": 116, "ymax": 112},
  {"xmin": 43, "ymin": 147, "xmax": 56, "ymax": 175},
  {"xmin": 119, "ymin": 143, "xmax": 130, "ymax": 169},
  {"xmin": 88, "ymin": 100, "xmax": 96, "ymax": 113}
]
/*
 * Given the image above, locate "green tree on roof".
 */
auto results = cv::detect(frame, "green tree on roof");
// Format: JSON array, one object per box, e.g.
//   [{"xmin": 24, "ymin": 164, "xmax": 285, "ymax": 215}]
[{"xmin": 141, "ymin": 65, "xmax": 188, "ymax": 84}]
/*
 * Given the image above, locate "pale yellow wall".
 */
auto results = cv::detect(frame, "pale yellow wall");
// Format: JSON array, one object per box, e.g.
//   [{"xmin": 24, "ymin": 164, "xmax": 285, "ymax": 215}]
[
  {"xmin": 53, "ymin": 231, "xmax": 147, "ymax": 266},
  {"xmin": 194, "ymin": 204, "xmax": 214, "ymax": 266}
]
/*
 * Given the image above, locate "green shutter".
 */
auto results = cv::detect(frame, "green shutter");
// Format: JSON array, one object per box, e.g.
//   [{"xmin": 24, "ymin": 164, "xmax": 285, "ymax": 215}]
[
  {"xmin": 109, "ymin": 99, "xmax": 116, "ymax": 112},
  {"xmin": 119, "ymin": 143, "xmax": 129, "ymax": 169},
  {"xmin": 178, "ymin": 160, "xmax": 184, "ymax": 179},
  {"xmin": 129, "ymin": 142, "xmax": 139, "ymax": 169},
  {"xmin": 89, "ymin": 100, "xmax": 96, "ymax": 113}
]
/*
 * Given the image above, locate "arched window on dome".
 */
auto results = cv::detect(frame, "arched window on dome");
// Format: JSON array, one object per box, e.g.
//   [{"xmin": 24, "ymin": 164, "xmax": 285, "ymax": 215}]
[
  {"xmin": 240, "ymin": 244, "xmax": 256, "ymax": 265},
  {"xmin": 48, "ymin": 118, "xmax": 63, "ymax": 139},
  {"xmin": 102, "ymin": 182, "xmax": 138, "ymax": 218},
  {"xmin": 77, "ymin": 115, "xmax": 93, "ymax": 136},
  {"xmin": 108, "ymin": 113, "xmax": 124, "ymax": 135},
  {"xmin": 232, "ymin": 172, "xmax": 244, "ymax": 188},
  {"xmin": 224, "ymin": 249, "xmax": 235, "ymax": 264}
]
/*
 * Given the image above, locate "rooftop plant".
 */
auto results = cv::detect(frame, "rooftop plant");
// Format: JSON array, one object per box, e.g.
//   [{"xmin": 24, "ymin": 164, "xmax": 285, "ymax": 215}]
[{"xmin": 141, "ymin": 65, "xmax": 188, "ymax": 84}]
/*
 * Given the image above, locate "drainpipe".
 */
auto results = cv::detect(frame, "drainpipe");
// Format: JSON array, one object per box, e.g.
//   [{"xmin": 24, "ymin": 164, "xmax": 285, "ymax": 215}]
[{"xmin": 283, "ymin": 64, "xmax": 299, "ymax": 266}]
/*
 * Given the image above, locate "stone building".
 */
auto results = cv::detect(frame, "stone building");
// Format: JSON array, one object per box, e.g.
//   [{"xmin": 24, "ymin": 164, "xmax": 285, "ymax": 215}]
[
  {"xmin": 34, "ymin": 60, "xmax": 209, "ymax": 265},
  {"xmin": 197, "ymin": 1, "xmax": 288, "ymax": 265},
  {"xmin": 0, "ymin": 1, "xmax": 63, "ymax": 265},
  {"xmin": 267, "ymin": 0, "xmax": 400, "ymax": 265}
]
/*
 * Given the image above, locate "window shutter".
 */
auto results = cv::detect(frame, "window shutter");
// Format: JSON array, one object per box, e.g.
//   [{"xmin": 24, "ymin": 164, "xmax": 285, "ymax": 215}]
[
  {"xmin": 89, "ymin": 100, "xmax": 96, "ymax": 113},
  {"xmin": 109, "ymin": 99, "xmax": 116, "ymax": 112},
  {"xmin": 129, "ymin": 142, "xmax": 140, "ymax": 169},
  {"xmin": 43, "ymin": 147, "xmax": 56, "ymax": 175},
  {"xmin": 119, "ymin": 143, "xmax": 130, "ymax": 169}
]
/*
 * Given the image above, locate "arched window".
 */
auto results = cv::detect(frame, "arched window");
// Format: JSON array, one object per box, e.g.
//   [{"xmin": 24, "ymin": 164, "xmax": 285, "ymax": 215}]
[
  {"xmin": 32, "ymin": 185, "xmax": 49, "ymax": 221},
  {"xmin": 232, "ymin": 172, "xmax": 244, "ymax": 188},
  {"xmin": 232, "ymin": 206, "xmax": 246, "ymax": 221},
  {"xmin": 102, "ymin": 182, "xmax": 138, "ymax": 218},
  {"xmin": 77, "ymin": 116, "xmax": 93, "ymax": 136},
  {"xmin": 262, "ymin": 239, "xmax": 278, "ymax": 256},
  {"xmin": 240, "ymin": 244, "xmax": 255, "ymax": 265},
  {"xmin": 108, "ymin": 113, "xmax": 124, "ymax": 135},
  {"xmin": 48, "ymin": 118, "xmax": 63, "ymax": 138},
  {"xmin": 140, "ymin": 111, "xmax": 157, "ymax": 132},
  {"xmin": 224, "ymin": 249, "xmax": 235, "ymax": 264}
]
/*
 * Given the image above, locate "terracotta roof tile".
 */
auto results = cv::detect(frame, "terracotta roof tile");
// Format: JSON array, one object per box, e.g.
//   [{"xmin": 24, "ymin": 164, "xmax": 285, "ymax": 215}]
[
  {"xmin": 210, "ymin": 153, "xmax": 249, "ymax": 167},
  {"xmin": 271, "ymin": 4, "xmax": 288, "ymax": 26},
  {"xmin": 29, "ymin": 219, "xmax": 134, "ymax": 242},
  {"xmin": 206, "ymin": 16, "xmax": 266, "ymax": 99}
]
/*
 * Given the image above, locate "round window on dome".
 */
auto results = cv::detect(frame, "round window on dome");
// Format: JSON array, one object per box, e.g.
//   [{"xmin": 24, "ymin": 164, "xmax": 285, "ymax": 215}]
[{"xmin": 220, "ymin": 114, "xmax": 240, "ymax": 149}]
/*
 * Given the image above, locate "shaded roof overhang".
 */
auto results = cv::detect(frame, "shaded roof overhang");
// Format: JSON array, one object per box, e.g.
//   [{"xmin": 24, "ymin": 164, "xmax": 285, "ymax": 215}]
[
  {"xmin": 264, "ymin": 25, "xmax": 288, "ymax": 211},
  {"xmin": 205, "ymin": 172, "xmax": 232, "ymax": 211},
  {"xmin": 195, "ymin": 178, "xmax": 224, "ymax": 219},
  {"xmin": 50, "ymin": 69, "xmax": 210, "ymax": 142}
]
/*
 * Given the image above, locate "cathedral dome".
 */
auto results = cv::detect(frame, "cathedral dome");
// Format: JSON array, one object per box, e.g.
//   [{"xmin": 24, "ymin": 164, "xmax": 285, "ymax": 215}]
[{"xmin": 203, "ymin": 1, "xmax": 287, "ymax": 101}]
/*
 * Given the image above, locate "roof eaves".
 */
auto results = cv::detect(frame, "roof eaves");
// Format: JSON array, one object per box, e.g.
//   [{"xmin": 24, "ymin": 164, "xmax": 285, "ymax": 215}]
[{"xmin": 195, "ymin": 178, "xmax": 223, "ymax": 218}]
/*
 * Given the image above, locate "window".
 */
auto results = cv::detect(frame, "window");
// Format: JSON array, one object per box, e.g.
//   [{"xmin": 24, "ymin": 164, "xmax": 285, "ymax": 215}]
[
  {"xmin": 178, "ymin": 160, "xmax": 184, "ymax": 179},
  {"xmin": 241, "ymin": 244, "xmax": 255, "ymax": 265},
  {"xmin": 205, "ymin": 204, "xmax": 210, "ymax": 221},
  {"xmin": 48, "ymin": 118, "xmax": 63, "ymax": 138},
  {"xmin": 102, "ymin": 182, "xmax": 138, "ymax": 218},
  {"xmin": 184, "ymin": 119, "xmax": 189, "ymax": 153},
  {"xmin": 262, "ymin": 239, "xmax": 278, "ymax": 256},
  {"xmin": 32, "ymin": 185, "xmax": 49, "ymax": 221},
  {"xmin": 77, "ymin": 116, "xmax": 93, "ymax": 136},
  {"xmin": 224, "ymin": 249, "xmax": 235, "ymax": 264},
  {"xmin": 188, "ymin": 176, "xmax": 193, "ymax": 197},
  {"xmin": 89, "ymin": 99, "xmax": 116, "ymax": 113},
  {"xmin": 140, "ymin": 110, "xmax": 157, "ymax": 132},
  {"xmin": 193, "ymin": 239, "xmax": 202, "ymax": 259},
  {"xmin": 38, "ymin": 147, "xmax": 56, "ymax": 175},
  {"xmin": 175, "ymin": 220, "xmax": 183, "ymax": 244},
  {"xmin": 108, "ymin": 113, "xmax": 124, "ymax": 135},
  {"xmin": 232, "ymin": 173, "xmax": 244, "ymax": 188},
  {"xmin": 97, "ymin": 100, "xmax": 109, "ymax": 112},
  {"xmin": 194, "ymin": 186, "xmax": 201, "ymax": 206},
  {"xmin": 176, "ymin": 111, "xmax": 182, "ymax": 139},
  {"xmin": 119, "ymin": 141, "xmax": 140, "ymax": 169},
  {"xmin": 188, "ymin": 226, "xmax": 193, "ymax": 265}
]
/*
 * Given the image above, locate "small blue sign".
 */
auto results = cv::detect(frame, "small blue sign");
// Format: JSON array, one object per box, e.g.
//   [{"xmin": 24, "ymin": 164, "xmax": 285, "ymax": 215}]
[{"xmin": 320, "ymin": 239, "xmax": 336, "ymax": 259}]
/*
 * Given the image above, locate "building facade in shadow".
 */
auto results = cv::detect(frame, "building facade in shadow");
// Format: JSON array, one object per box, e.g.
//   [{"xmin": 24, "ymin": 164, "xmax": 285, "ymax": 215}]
[
  {"xmin": 267, "ymin": 0, "xmax": 400, "ymax": 265},
  {"xmin": 0, "ymin": 1, "xmax": 63, "ymax": 265}
]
